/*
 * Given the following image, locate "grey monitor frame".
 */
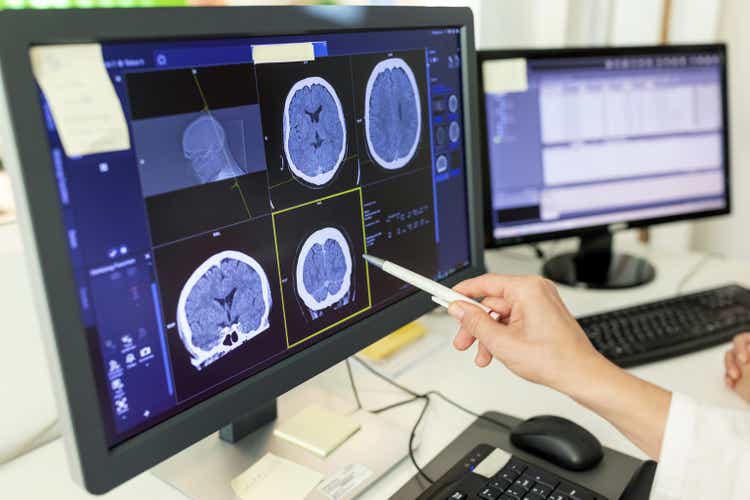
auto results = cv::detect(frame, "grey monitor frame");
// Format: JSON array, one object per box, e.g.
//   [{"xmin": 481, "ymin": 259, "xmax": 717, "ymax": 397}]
[{"xmin": 0, "ymin": 6, "xmax": 485, "ymax": 494}]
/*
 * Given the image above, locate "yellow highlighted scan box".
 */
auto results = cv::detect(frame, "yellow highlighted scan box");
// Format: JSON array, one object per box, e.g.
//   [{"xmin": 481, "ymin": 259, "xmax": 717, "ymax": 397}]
[{"xmin": 271, "ymin": 187, "xmax": 372, "ymax": 349}]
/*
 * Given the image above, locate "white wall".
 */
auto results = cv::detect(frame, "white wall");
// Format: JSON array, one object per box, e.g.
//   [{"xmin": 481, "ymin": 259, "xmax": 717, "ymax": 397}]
[{"xmin": 691, "ymin": 0, "xmax": 750, "ymax": 258}]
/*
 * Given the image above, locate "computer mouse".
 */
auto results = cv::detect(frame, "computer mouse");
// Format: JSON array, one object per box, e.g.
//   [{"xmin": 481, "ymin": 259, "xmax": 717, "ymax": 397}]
[{"xmin": 510, "ymin": 415, "xmax": 603, "ymax": 471}]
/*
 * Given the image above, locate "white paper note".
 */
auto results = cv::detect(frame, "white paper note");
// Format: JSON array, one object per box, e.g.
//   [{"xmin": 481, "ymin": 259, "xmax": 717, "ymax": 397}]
[
  {"xmin": 29, "ymin": 44, "xmax": 130, "ymax": 157},
  {"xmin": 318, "ymin": 463, "xmax": 373, "ymax": 500},
  {"xmin": 482, "ymin": 58, "xmax": 528, "ymax": 94},
  {"xmin": 230, "ymin": 453, "xmax": 323, "ymax": 500}
]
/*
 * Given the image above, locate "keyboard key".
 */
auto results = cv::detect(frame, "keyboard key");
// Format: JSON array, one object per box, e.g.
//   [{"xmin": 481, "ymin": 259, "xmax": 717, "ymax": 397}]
[
  {"xmin": 495, "ymin": 469, "xmax": 519, "ymax": 483},
  {"xmin": 478, "ymin": 486, "xmax": 504, "ymax": 500},
  {"xmin": 514, "ymin": 475, "xmax": 535, "ymax": 490},
  {"xmin": 530, "ymin": 483, "xmax": 552, "ymax": 497},
  {"xmin": 489, "ymin": 478, "xmax": 512, "ymax": 491},
  {"xmin": 522, "ymin": 494, "xmax": 546, "ymax": 500},
  {"xmin": 505, "ymin": 484, "xmax": 528, "ymax": 498},
  {"xmin": 506, "ymin": 458, "xmax": 527, "ymax": 475},
  {"xmin": 447, "ymin": 491, "xmax": 466, "ymax": 500},
  {"xmin": 555, "ymin": 483, "xmax": 594, "ymax": 500},
  {"xmin": 547, "ymin": 493, "xmax": 569, "ymax": 500},
  {"xmin": 500, "ymin": 496, "xmax": 518, "ymax": 500},
  {"xmin": 524, "ymin": 467, "xmax": 559, "ymax": 488}
]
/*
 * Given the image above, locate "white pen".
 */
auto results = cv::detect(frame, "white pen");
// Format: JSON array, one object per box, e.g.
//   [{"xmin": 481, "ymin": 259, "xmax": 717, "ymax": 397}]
[{"xmin": 362, "ymin": 254, "xmax": 500, "ymax": 321}]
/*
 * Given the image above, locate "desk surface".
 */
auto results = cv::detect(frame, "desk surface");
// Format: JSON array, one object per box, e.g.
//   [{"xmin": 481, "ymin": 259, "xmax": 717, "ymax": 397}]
[{"xmin": 1, "ymin": 224, "xmax": 749, "ymax": 499}]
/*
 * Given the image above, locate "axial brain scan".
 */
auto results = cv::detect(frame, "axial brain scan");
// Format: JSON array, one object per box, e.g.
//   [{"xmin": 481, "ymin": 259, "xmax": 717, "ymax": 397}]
[
  {"xmin": 365, "ymin": 57, "xmax": 421, "ymax": 170},
  {"xmin": 176, "ymin": 250, "xmax": 272, "ymax": 370},
  {"xmin": 283, "ymin": 77, "xmax": 347, "ymax": 186},
  {"xmin": 182, "ymin": 115, "xmax": 242, "ymax": 184},
  {"xmin": 296, "ymin": 227, "xmax": 353, "ymax": 311}
]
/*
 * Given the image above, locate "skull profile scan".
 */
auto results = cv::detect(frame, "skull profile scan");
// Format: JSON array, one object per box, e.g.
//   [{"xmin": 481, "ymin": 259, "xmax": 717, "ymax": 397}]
[
  {"xmin": 295, "ymin": 227, "xmax": 353, "ymax": 311},
  {"xmin": 176, "ymin": 250, "xmax": 272, "ymax": 370},
  {"xmin": 182, "ymin": 115, "xmax": 242, "ymax": 184},
  {"xmin": 365, "ymin": 57, "xmax": 421, "ymax": 170},
  {"xmin": 283, "ymin": 76, "xmax": 347, "ymax": 186}
]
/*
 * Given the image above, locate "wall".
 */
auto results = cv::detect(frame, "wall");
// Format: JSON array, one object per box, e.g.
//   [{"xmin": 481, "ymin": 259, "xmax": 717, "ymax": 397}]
[{"xmin": 691, "ymin": 0, "xmax": 749, "ymax": 258}]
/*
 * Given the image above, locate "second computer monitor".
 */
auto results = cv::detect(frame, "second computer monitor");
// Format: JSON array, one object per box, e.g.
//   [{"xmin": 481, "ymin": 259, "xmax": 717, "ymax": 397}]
[{"xmin": 479, "ymin": 45, "xmax": 729, "ymax": 288}]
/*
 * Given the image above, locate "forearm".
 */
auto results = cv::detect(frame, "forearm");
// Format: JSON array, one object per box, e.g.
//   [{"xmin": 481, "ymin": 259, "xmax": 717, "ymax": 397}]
[{"xmin": 557, "ymin": 354, "xmax": 672, "ymax": 460}]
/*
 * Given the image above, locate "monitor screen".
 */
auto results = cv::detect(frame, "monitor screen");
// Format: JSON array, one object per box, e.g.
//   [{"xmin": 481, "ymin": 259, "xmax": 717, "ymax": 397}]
[
  {"xmin": 33, "ymin": 27, "xmax": 470, "ymax": 447},
  {"xmin": 482, "ymin": 48, "xmax": 727, "ymax": 242}
]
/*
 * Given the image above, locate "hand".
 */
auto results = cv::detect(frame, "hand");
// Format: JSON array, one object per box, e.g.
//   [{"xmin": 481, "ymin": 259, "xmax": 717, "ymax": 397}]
[
  {"xmin": 448, "ymin": 274, "xmax": 606, "ymax": 393},
  {"xmin": 725, "ymin": 333, "xmax": 750, "ymax": 398}
]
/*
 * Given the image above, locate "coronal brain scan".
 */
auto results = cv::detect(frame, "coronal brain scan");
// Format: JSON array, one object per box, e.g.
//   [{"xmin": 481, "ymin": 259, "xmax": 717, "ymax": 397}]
[
  {"xmin": 365, "ymin": 57, "xmax": 422, "ymax": 170},
  {"xmin": 295, "ymin": 227, "xmax": 353, "ymax": 311},
  {"xmin": 177, "ymin": 250, "xmax": 272, "ymax": 370},
  {"xmin": 283, "ymin": 76, "xmax": 347, "ymax": 186},
  {"xmin": 182, "ymin": 115, "xmax": 243, "ymax": 184}
]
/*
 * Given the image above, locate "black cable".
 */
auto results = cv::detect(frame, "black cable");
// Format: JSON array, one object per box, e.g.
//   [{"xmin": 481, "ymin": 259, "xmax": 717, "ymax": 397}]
[
  {"xmin": 347, "ymin": 356, "xmax": 514, "ymax": 484},
  {"xmin": 530, "ymin": 243, "xmax": 546, "ymax": 260},
  {"xmin": 410, "ymin": 395, "xmax": 434, "ymax": 484},
  {"xmin": 344, "ymin": 358, "xmax": 362, "ymax": 411}
]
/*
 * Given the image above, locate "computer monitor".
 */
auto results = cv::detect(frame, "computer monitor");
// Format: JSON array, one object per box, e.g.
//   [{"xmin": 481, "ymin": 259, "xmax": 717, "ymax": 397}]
[
  {"xmin": 0, "ymin": 6, "xmax": 484, "ymax": 493},
  {"xmin": 479, "ymin": 45, "xmax": 730, "ymax": 288}
]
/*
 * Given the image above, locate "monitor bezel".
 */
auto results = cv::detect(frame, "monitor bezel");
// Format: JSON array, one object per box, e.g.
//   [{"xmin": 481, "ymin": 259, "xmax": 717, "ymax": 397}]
[
  {"xmin": 477, "ymin": 43, "xmax": 731, "ymax": 248},
  {"xmin": 0, "ymin": 6, "xmax": 484, "ymax": 493}
]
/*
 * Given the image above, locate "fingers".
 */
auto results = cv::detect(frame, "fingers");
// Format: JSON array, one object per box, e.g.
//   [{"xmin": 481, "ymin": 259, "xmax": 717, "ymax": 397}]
[
  {"xmin": 475, "ymin": 342, "xmax": 493, "ymax": 367},
  {"xmin": 481, "ymin": 296, "xmax": 511, "ymax": 319},
  {"xmin": 453, "ymin": 327, "xmax": 475, "ymax": 351},
  {"xmin": 448, "ymin": 300, "xmax": 511, "ymax": 355},
  {"xmin": 726, "ymin": 349, "xmax": 741, "ymax": 381},
  {"xmin": 452, "ymin": 297, "xmax": 511, "ymax": 352},
  {"xmin": 453, "ymin": 274, "xmax": 515, "ymax": 299},
  {"xmin": 733, "ymin": 333, "xmax": 750, "ymax": 364}
]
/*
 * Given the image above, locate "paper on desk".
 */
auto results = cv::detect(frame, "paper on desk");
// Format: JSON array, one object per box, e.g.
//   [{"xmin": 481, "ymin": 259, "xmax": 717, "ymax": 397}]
[
  {"xmin": 29, "ymin": 44, "xmax": 130, "ymax": 157},
  {"xmin": 482, "ymin": 58, "xmax": 528, "ymax": 94},
  {"xmin": 230, "ymin": 452, "xmax": 323, "ymax": 500}
]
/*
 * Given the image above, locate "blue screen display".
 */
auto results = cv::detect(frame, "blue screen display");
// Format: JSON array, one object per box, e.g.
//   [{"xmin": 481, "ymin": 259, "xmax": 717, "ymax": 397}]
[{"xmin": 36, "ymin": 27, "xmax": 470, "ymax": 446}]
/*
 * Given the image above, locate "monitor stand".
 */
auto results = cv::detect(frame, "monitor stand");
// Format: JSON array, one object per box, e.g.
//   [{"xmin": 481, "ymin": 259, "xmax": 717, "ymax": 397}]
[
  {"xmin": 542, "ymin": 230, "xmax": 655, "ymax": 289},
  {"xmin": 151, "ymin": 376, "xmax": 413, "ymax": 500}
]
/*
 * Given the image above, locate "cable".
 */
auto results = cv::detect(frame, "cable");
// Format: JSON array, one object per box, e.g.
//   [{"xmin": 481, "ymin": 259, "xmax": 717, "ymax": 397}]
[
  {"xmin": 530, "ymin": 244, "xmax": 546, "ymax": 260},
  {"xmin": 676, "ymin": 252, "xmax": 724, "ymax": 294},
  {"xmin": 347, "ymin": 356, "xmax": 513, "ymax": 484},
  {"xmin": 344, "ymin": 358, "xmax": 362, "ymax": 411}
]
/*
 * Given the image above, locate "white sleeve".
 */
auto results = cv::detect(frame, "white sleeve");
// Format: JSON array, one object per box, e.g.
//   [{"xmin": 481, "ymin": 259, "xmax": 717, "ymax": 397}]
[{"xmin": 651, "ymin": 392, "xmax": 750, "ymax": 500}]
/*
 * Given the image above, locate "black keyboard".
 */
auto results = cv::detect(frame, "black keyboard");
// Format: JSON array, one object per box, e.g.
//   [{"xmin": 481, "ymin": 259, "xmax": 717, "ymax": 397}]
[
  {"xmin": 421, "ymin": 444, "xmax": 604, "ymax": 500},
  {"xmin": 578, "ymin": 284, "xmax": 750, "ymax": 368}
]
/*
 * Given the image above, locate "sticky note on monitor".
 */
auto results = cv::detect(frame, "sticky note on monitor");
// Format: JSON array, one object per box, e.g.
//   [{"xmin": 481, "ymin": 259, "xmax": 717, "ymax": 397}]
[
  {"xmin": 482, "ymin": 58, "xmax": 528, "ymax": 94},
  {"xmin": 252, "ymin": 42, "xmax": 315, "ymax": 64},
  {"xmin": 230, "ymin": 452, "xmax": 323, "ymax": 500},
  {"xmin": 29, "ymin": 44, "xmax": 130, "ymax": 157}
]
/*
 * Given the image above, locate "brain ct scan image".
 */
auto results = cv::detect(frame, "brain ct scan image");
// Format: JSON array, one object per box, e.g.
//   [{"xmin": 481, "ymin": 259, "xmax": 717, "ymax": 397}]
[
  {"xmin": 284, "ymin": 76, "xmax": 347, "ymax": 187},
  {"xmin": 182, "ymin": 114, "xmax": 244, "ymax": 184},
  {"xmin": 296, "ymin": 227, "xmax": 353, "ymax": 311},
  {"xmin": 177, "ymin": 250, "xmax": 272, "ymax": 370},
  {"xmin": 365, "ymin": 57, "xmax": 422, "ymax": 170}
]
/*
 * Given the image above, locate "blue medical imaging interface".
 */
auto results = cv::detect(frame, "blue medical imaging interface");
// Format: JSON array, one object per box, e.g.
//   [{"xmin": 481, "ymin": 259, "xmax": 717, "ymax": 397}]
[
  {"xmin": 483, "ymin": 50, "xmax": 727, "ymax": 241},
  {"xmin": 35, "ymin": 27, "xmax": 470, "ymax": 446}
]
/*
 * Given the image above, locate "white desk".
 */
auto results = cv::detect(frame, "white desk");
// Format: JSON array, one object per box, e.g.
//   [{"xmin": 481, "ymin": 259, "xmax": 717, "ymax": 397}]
[{"xmin": 2, "ymin": 224, "xmax": 749, "ymax": 499}]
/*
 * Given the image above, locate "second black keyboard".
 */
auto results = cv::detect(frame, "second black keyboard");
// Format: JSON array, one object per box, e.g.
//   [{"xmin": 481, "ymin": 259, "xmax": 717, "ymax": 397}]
[{"xmin": 577, "ymin": 284, "xmax": 750, "ymax": 368}]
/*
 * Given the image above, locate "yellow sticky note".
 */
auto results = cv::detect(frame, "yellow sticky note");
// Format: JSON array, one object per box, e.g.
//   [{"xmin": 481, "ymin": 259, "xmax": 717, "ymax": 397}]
[
  {"xmin": 252, "ymin": 42, "xmax": 315, "ymax": 64},
  {"xmin": 359, "ymin": 321, "xmax": 427, "ymax": 361},
  {"xmin": 230, "ymin": 453, "xmax": 323, "ymax": 500},
  {"xmin": 29, "ymin": 44, "xmax": 130, "ymax": 157},
  {"xmin": 482, "ymin": 58, "xmax": 528, "ymax": 94}
]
